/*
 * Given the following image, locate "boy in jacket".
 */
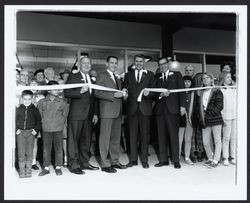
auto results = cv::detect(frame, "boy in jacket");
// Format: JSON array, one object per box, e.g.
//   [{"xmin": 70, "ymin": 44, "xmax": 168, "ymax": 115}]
[{"xmin": 16, "ymin": 90, "xmax": 41, "ymax": 178}]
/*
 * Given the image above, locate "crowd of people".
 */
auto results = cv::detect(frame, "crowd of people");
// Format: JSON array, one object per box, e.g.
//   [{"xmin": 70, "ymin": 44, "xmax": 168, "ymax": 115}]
[{"xmin": 15, "ymin": 54, "xmax": 237, "ymax": 178}]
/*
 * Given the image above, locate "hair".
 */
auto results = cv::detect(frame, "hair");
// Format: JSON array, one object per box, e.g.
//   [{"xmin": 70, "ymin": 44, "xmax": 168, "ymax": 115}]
[
  {"xmin": 218, "ymin": 71, "xmax": 232, "ymax": 86},
  {"xmin": 44, "ymin": 67, "xmax": 55, "ymax": 74},
  {"xmin": 157, "ymin": 57, "xmax": 168, "ymax": 64},
  {"xmin": 202, "ymin": 72, "xmax": 215, "ymax": 86},
  {"xmin": 185, "ymin": 65, "xmax": 195, "ymax": 71},
  {"xmin": 183, "ymin": 75, "xmax": 193, "ymax": 87},
  {"xmin": 79, "ymin": 56, "xmax": 91, "ymax": 63},
  {"xmin": 134, "ymin": 54, "xmax": 145, "ymax": 61},
  {"xmin": 106, "ymin": 56, "xmax": 118, "ymax": 62},
  {"xmin": 21, "ymin": 90, "xmax": 33, "ymax": 98},
  {"xmin": 220, "ymin": 61, "xmax": 234, "ymax": 72},
  {"xmin": 47, "ymin": 80, "xmax": 59, "ymax": 85},
  {"xmin": 29, "ymin": 78, "xmax": 38, "ymax": 84},
  {"xmin": 34, "ymin": 69, "xmax": 44, "ymax": 76}
]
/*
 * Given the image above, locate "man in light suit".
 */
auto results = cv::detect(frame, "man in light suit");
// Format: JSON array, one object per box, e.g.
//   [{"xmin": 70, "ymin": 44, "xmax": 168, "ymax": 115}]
[
  {"xmin": 154, "ymin": 57, "xmax": 186, "ymax": 169},
  {"xmin": 123, "ymin": 54, "xmax": 155, "ymax": 169},
  {"xmin": 94, "ymin": 56, "xmax": 127, "ymax": 173},
  {"xmin": 64, "ymin": 56, "xmax": 99, "ymax": 175}
]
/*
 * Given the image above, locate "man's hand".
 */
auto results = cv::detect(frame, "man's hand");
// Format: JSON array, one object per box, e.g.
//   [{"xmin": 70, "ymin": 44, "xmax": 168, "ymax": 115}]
[
  {"xmin": 180, "ymin": 107, "xmax": 186, "ymax": 116},
  {"xmin": 160, "ymin": 89, "xmax": 170, "ymax": 97},
  {"xmin": 92, "ymin": 115, "xmax": 98, "ymax": 125},
  {"xmin": 16, "ymin": 129, "xmax": 21, "ymax": 135},
  {"xmin": 122, "ymin": 88, "xmax": 128, "ymax": 99},
  {"xmin": 31, "ymin": 129, "xmax": 37, "ymax": 136},
  {"xmin": 80, "ymin": 85, "xmax": 89, "ymax": 94},
  {"xmin": 143, "ymin": 90, "xmax": 150, "ymax": 97},
  {"xmin": 114, "ymin": 92, "xmax": 123, "ymax": 98}
]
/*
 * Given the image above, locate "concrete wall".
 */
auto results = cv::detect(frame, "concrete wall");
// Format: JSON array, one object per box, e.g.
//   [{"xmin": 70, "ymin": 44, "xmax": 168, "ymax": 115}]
[
  {"xmin": 17, "ymin": 12, "xmax": 162, "ymax": 49},
  {"xmin": 173, "ymin": 27, "xmax": 236, "ymax": 54}
]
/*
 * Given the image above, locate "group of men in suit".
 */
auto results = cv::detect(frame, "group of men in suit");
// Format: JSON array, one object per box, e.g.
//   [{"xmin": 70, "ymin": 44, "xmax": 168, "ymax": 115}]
[{"xmin": 64, "ymin": 54, "xmax": 186, "ymax": 174}]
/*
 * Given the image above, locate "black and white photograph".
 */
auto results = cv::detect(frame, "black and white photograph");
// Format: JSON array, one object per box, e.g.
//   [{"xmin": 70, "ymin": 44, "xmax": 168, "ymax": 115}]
[{"xmin": 4, "ymin": 4, "xmax": 247, "ymax": 200}]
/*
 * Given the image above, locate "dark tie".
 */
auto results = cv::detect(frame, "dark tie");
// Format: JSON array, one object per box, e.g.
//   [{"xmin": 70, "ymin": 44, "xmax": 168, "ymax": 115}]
[
  {"xmin": 113, "ymin": 73, "xmax": 119, "ymax": 89},
  {"xmin": 137, "ymin": 70, "xmax": 140, "ymax": 85}
]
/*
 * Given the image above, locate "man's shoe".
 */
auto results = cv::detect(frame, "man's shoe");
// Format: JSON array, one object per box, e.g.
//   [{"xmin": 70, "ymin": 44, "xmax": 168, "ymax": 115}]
[
  {"xmin": 55, "ymin": 168, "xmax": 63, "ymax": 175},
  {"xmin": 154, "ymin": 162, "xmax": 169, "ymax": 167},
  {"xmin": 38, "ymin": 169, "xmax": 50, "ymax": 176},
  {"xmin": 203, "ymin": 160, "xmax": 213, "ymax": 166},
  {"xmin": 32, "ymin": 164, "xmax": 39, "ymax": 170},
  {"xmin": 71, "ymin": 168, "xmax": 85, "ymax": 175},
  {"xmin": 81, "ymin": 164, "xmax": 99, "ymax": 170},
  {"xmin": 126, "ymin": 161, "xmax": 138, "ymax": 168},
  {"xmin": 142, "ymin": 162, "xmax": 149, "ymax": 169},
  {"xmin": 101, "ymin": 167, "xmax": 117, "ymax": 173},
  {"xmin": 174, "ymin": 162, "xmax": 181, "ymax": 169},
  {"xmin": 112, "ymin": 163, "xmax": 127, "ymax": 169},
  {"xmin": 207, "ymin": 161, "xmax": 218, "ymax": 169}
]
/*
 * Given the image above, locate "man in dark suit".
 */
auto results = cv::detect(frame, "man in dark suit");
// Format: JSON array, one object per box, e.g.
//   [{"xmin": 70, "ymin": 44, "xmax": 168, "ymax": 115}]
[
  {"xmin": 94, "ymin": 56, "xmax": 127, "ymax": 173},
  {"xmin": 154, "ymin": 57, "xmax": 186, "ymax": 169},
  {"xmin": 64, "ymin": 56, "xmax": 99, "ymax": 175},
  {"xmin": 123, "ymin": 54, "xmax": 155, "ymax": 169}
]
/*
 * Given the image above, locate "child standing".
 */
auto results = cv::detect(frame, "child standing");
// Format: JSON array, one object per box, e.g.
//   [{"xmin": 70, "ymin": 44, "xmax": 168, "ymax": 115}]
[
  {"xmin": 16, "ymin": 90, "xmax": 41, "ymax": 178},
  {"xmin": 219, "ymin": 71, "xmax": 237, "ymax": 165},
  {"xmin": 178, "ymin": 76, "xmax": 194, "ymax": 165},
  {"xmin": 37, "ymin": 81, "xmax": 68, "ymax": 176}
]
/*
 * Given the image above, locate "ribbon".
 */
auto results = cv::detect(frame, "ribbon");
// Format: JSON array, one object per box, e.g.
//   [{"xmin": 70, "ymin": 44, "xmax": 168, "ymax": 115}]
[
  {"xmin": 16, "ymin": 83, "xmax": 124, "ymax": 95},
  {"xmin": 137, "ymin": 85, "xmax": 237, "ymax": 102}
]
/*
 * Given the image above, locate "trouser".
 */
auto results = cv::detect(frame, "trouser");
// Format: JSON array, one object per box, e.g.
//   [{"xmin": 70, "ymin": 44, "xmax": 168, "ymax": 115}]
[
  {"xmin": 43, "ymin": 131, "xmax": 63, "ymax": 167},
  {"xmin": 179, "ymin": 121, "xmax": 193, "ymax": 158},
  {"xmin": 17, "ymin": 129, "xmax": 35, "ymax": 170},
  {"xmin": 128, "ymin": 109, "xmax": 150, "ymax": 163},
  {"xmin": 222, "ymin": 119, "xmax": 236, "ymax": 159},
  {"xmin": 202, "ymin": 125, "xmax": 222, "ymax": 161},
  {"xmin": 68, "ymin": 119, "xmax": 92, "ymax": 171},
  {"xmin": 156, "ymin": 108, "xmax": 179, "ymax": 163},
  {"xmin": 99, "ymin": 116, "xmax": 122, "ymax": 167}
]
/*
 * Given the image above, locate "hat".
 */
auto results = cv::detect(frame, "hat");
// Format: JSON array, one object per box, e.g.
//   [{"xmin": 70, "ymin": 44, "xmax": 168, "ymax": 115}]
[{"xmin": 60, "ymin": 69, "xmax": 71, "ymax": 77}]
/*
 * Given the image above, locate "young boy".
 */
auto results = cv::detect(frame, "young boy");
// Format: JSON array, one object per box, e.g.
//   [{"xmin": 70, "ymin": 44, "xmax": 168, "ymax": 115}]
[
  {"xmin": 37, "ymin": 80, "xmax": 68, "ymax": 176},
  {"xmin": 16, "ymin": 90, "xmax": 41, "ymax": 178}
]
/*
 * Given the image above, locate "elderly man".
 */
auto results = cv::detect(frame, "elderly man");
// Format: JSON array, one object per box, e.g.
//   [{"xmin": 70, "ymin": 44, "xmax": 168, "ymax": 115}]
[
  {"xmin": 95, "ymin": 56, "xmax": 127, "ymax": 173},
  {"xmin": 64, "ymin": 56, "xmax": 99, "ymax": 175},
  {"xmin": 185, "ymin": 65, "xmax": 195, "ymax": 78},
  {"xmin": 44, "ymin": 67, "xmax": 55, "ymax": 83}
]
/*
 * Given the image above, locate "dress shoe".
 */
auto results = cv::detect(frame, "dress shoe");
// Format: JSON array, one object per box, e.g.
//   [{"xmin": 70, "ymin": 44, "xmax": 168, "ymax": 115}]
[
  {"xmin": 174, "ymin": 162, "xmax": 181, "ymax": 169},
  {"xmin": 101, "ymin": 167, "xmax": 117, "ymax": 173},
  {"xmin": 38, "ymin": 169, "xmax": 50, "ymax": 176},
  {"xmin": 126, "ymin": 161, "xmax": 138, "ymax": 168},
  {"xmin": 71, "ymin": 168, "xmax": 85, "ymax": 175},
  {"xmin": 32, "ymin": 164, "xmax": 39, "ymax": 170},
  {"xmin": 81, "ymin": 164, "xmax": 99, "ymax": 170},
  {"xmin": 142, "ymin": 162, "xmax": 149, "ymax": 169},
  {"xmin": 112, "ymin": 163, "xmax": 127, "ymax": 169},
  {"xmin": 55, "ymin": 168, "xmax": 63, "ymax": 175},
  {"xmin": 154, "ymin": 162, "xmax": 169, "ymax": 167}
]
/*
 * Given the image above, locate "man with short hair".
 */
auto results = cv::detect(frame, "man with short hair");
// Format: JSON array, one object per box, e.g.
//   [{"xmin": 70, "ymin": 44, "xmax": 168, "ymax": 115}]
[
  {"xmin": 64, "ymin": 56, "xmax": 99, "ymax": 175},
  {"xmin": 95, "ymin": 56, "xmax": 127, "ymax": 173},
  {"xmin": 154, "ymin": 57, "xmax": 186, "ymax": 169},
  {"xmin": 185, "ymin": 65, "xmax": 195, "ymax": 78},
  {"xmin": 123, "ymin": 54, "xmax": 155, "ymax": 169},
  {"xmin": 44, "ymin": 67, "xmax": 55, "ymax": 83}
]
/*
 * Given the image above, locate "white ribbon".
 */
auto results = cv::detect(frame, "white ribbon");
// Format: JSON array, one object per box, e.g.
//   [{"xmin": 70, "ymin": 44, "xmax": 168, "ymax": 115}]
[
  {"xmin": 16, "ymin": 83, "xmax": 124, "ymax": 95},
  {"xmin": 137, "ymin": 85, "xmax": 237, "ymax": 102}
]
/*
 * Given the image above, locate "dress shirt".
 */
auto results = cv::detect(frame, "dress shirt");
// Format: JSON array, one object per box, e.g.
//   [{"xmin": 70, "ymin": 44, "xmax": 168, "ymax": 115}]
[{"xmin": 135, "ymin": 69, "xmax": 144, "ymax": 83}]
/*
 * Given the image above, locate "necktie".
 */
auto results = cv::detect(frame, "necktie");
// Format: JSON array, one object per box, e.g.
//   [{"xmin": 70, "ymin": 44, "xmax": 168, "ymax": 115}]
[
  {"xmin": 113, "ymin": 73, "xmax": 119, "ymax": 89},
  {"xmin": 137, "ymin": 70, "xmax": 140, "ymax": 85}
]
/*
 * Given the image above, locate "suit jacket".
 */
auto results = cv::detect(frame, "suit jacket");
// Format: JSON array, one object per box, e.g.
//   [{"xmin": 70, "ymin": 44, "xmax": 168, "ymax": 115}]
[
  {"xmin": 123, "ymin": 69, "xmax": 155, "ymax": 116},
  {"xmin": 64, "ymin": 72, "xmax": 97, "ymax": 121},
  {"xmin": 154, "ymin": 71, "xmax": 185, "ymax": 115},
  {"xmin": 94, "ymin": 70, "xmax": 122, "ymax": 119}
]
